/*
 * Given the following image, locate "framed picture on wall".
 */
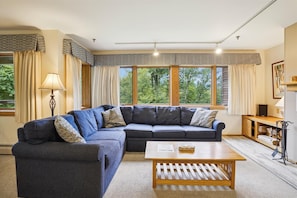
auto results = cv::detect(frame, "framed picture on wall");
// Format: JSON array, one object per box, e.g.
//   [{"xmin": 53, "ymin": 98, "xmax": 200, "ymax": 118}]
[{"xmin": 272, "ymin": 60, "xmax": 285, "ymax": 99}]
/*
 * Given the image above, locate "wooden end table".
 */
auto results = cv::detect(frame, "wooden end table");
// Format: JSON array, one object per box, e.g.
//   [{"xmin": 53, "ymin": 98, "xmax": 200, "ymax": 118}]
[{"xmin": 144, "ymin": 141, "xmax": 246, "ymax": 189}]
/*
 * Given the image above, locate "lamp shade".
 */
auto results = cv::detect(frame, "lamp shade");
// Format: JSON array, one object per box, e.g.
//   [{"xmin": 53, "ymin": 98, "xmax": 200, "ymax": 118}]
[
  {"xmin": 40, "ymin": 73, "xmax": 65, "ymax": 90},
  {"xmin": 275, "ymin": 96, "xmax": 284, "ymax": 108}
]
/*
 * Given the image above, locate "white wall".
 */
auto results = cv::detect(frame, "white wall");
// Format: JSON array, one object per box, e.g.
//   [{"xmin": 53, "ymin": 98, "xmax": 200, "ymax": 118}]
[
  {"xmin": 284, "ymin": 22, "xmax": 297, "ymax": 162},
  {"xmin": 264, "ymin": 44, "xmax": 285, "ymax": 118}
]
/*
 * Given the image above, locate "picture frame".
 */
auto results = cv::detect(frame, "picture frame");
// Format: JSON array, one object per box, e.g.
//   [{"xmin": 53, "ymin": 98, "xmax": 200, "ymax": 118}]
[{"xmin": 272, "ymin": 60, "xmax": 285, "ymax": 99}]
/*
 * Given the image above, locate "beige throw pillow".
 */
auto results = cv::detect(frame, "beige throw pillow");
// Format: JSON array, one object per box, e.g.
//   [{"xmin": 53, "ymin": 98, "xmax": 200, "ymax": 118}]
[
  {"xmin": 54, "ymin": 116, "xmax": 86, "ymax": 143},
  {"xmin": 190, "ymin": 108, "xmax": 218, "ymax": 128},
  {"xmin": 102, "ymin": 107, "xmax": 126, "ymax": 128}
]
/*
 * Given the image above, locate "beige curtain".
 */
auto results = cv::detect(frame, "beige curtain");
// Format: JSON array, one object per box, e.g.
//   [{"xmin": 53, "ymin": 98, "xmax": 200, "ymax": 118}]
[
  {"xmin": 14, "ymin": 50, "xmax": 42, "ymax": 123},
  {"xmin": 65, "ymin": 54, "xmax": 82, "ymax": 112},
  {"xmin": 228, "ymin": 64, "xmax": 256, "ymax": 115},
  {"xmin": 91, "ymin": 66, "xmax": 120, "ymax": 107}
]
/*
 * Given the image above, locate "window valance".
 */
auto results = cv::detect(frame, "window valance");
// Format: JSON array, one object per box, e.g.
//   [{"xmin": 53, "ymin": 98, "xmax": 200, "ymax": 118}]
[
  {"xmin": 95, "ymin": 54, "xmax": 175, "ymax": 66},
  {"xmin": 63, "ymin": 39, "xmax": 94, "ymax": 65},
  {"xmin": 0, "ymin": 34, "xmax": 45, "ymax": 52},
  {"xmin": 94, "ymin": 53, "xmax": 261, "ymax": 66}
]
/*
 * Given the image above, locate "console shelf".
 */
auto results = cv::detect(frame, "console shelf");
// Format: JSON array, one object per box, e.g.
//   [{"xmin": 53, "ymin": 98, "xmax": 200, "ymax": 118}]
[{"xmin": 242, "ymin": 115, "xmax": 282, "ymax": 150}]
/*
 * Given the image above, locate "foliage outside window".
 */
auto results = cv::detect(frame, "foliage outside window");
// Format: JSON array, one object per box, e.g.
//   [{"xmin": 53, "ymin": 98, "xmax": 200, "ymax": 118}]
[
  {"xmin": 0, "ymin": 54, "xmax": 14, "ymax": 110},
  {"xmin": 179, "ymin": 67, "xmax": 211, "ymax": 104},
  {"xmin": 120, "ymin": 65, "xmax": 228, "ymax": 107},
  {"xmin": 120, "ymin": 67, "xmax": 133, "ymax": 105},
  {"xmin": 137, "ymin": 68, "xmax": 169, "ymax": 104}
]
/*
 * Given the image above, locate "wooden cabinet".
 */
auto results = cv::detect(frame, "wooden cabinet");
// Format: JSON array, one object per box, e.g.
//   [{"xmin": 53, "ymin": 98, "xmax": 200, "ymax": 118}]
[{"xmin": 242, "ymin": 115, "xmax": 282, "ymax": 149}]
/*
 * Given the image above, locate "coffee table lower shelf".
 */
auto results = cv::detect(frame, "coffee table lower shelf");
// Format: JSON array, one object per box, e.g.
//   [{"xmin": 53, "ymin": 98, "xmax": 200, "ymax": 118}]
[{"xmin": 152, "ymin": 160, "xmax": 236, "ymax": 189}]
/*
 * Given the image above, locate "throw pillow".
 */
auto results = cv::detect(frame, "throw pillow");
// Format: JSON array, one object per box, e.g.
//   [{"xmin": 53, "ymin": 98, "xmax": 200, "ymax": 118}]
[
  {"xmin": 102, "ymin": 107, "xmax": 126, "ymax": 128},
  {"xmin": 54, "ymin": 116, "xmax": 86, "ymax": 143},
  {"xmin": 190, "ymin": 108, "xmax": 218, "ymax": 128}
]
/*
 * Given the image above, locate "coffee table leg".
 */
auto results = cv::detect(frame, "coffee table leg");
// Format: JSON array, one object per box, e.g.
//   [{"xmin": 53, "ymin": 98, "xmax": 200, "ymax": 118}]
[
  {"xmin": 230, "ymin": 161, "xmax": 235, "ymax": 189},
  {"xmin": 152, "ymin": 160, "xmax": 157, "ymax": 188}
]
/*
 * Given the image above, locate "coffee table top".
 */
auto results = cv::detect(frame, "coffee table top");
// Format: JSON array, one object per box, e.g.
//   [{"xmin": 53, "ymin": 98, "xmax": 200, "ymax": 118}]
[{"xmin": 144, "ymin": 141, "xmax": 246, "ymax": 161}]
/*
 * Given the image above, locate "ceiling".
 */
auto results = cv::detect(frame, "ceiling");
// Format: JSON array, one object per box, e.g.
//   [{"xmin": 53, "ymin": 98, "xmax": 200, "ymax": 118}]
[{"xmin": 1, "ymin": 0, "xmax": 297, "ymax": 52}]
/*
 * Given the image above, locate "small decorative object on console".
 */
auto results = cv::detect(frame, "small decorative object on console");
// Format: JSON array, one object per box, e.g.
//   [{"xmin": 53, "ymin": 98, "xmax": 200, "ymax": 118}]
[{"xmin": 178, "ymin": 145, "xmax": 195, "ymax": 153}]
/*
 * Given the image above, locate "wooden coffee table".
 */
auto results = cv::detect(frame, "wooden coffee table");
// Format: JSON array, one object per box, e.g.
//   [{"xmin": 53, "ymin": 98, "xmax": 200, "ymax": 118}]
[{"xmin": 144, "ymin": 141, "xmax": 246, "ymax": 189}]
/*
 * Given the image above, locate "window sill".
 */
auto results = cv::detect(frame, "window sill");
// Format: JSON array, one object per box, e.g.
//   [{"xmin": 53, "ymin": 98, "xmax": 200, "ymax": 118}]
[{"xmin": 0, "ymin": 110, "xmax": 15, "ymax": 116}]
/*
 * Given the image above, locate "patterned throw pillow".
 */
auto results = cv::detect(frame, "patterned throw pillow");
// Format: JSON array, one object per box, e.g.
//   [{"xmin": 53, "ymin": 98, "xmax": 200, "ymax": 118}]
[
  {"xmin": 190, "ymin": 108, "xmax": 218, "ymax": 128},
  {"xmin": 54, "ymin": 116, "xmax": 86, "ymax": 143},
  {"xmin": 102, "ymin": 107, "xmax": 126, "ymax": 128}
]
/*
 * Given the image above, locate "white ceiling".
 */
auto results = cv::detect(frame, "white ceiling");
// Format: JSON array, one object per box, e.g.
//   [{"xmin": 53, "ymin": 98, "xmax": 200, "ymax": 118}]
[{"xmin": 1, "ymin": 0, "xmax": 297, "ymax": 52}]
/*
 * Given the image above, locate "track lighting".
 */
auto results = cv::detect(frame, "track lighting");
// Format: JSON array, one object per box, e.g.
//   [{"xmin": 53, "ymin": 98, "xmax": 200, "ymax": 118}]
[
  {"xmin": 215, "ymin": 43, "xmax": 222, "ymax": 54},
  {"xmin": 153, "ymin": 42, "xmax": 159, "ymax": 56}
]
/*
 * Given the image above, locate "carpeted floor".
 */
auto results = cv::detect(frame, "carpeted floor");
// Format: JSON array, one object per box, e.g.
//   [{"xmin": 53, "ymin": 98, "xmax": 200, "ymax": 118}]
[{"xmin": 223, "ymin": 136, "xmax": 297, "ymax": 190}]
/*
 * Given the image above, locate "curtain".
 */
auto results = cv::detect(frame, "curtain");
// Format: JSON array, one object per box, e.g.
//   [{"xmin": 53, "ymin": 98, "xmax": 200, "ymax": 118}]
[
  {"xmin": 65, "ymin": 54, "xmax": 82, "ymax": 112},
  {"xmin": 91, "ymin": 66, "xmax": 120, "ymax": 107},
  {"xmin": 14, "ymin": 50, "xmax": 42, "ymax": 123},
  {"xmin": 228, "ymin": 64, "xmax": 256, "ymax": 115}
]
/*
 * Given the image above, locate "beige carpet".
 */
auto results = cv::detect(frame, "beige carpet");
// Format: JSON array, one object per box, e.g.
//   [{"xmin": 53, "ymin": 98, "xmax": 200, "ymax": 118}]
[{"xmin": 223, "ymin": 136, "xmax": 297, "ymax": 190}]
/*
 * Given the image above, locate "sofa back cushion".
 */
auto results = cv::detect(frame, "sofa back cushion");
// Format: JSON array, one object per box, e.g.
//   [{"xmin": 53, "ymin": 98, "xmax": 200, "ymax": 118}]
[
  {"xmin": 156, "ymin": 106, "xmax": 181, "ymax": 125},
  {"xmin": 180, "ymin": 107, "xmax": 196, "ymax": 125},
  {"xmin": 72, "ymin": 109, "xmax": 98, "ymax": 137},
  {"xmin": 23, "ymin": 114, "xmax": 76, "ymax": 144},
  {"xmin": 132, "ymin": 105, "xmax": 156, "ymax": 125},
  {"xmin": 92, "ymin": 106, "xmax": 105, "ymax": 129},
  {"xmin": 120, "ymin": 106, "xmax": 133, "ymax": 124}
]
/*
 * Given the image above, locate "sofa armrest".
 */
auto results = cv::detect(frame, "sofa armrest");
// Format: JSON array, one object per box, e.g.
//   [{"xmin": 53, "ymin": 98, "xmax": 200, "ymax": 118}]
[
  {"xmin": 212, "ymin": 120, "xmax": 225, "ymax": 141},
  {"xmin": 12, "ymin": 142, "xmax": 103, "ymax": 162}
]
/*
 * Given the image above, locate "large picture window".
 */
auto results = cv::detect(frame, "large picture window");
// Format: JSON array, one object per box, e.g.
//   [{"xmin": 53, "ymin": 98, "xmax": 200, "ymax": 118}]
[{"xmin": 120, "ymin": 65, "xmax": 228, "ymax": 108}]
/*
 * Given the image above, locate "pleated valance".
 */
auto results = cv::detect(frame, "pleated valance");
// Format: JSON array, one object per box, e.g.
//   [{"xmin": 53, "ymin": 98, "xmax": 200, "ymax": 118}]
[
  {"xmin": 63, "ymin": 39, "xmax": 94, "ymax": 65},
  {"xmin": 0, "ymin": 34, "xmax": 45, "ymax": 52},
  {"xmin": 94, "ymin": 53, "xmax": 261, "ymax": 66},
  {"xmin": 95, "ymin": 54, "xmax": 176, "ymax": 66}
]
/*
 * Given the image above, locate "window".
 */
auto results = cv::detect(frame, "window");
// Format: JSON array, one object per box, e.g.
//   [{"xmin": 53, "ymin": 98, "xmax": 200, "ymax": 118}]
[
  {"xmin": 0, "ymin": 53, "xmax": 14, "ymax": 111},
  {"xmin": 179, "ymin": 67, "xmax": 211, "ymax": 104},
  {"xmin": 120, "ymin": 67, "xmax": 132, "ymax": 105},
  {"xmin": 137, "ymin": 67, "xmax": 169, "ymax": 104},
  {"xmin": 120, "ymin": 65, "xmax": 228, "ymax": 107}
]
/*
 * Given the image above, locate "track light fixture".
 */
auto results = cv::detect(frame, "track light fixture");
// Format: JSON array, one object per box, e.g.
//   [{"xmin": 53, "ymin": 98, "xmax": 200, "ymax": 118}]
[
  {"xmin": 215, "ymin": 43, "xmax": 222, "ymax": 54},
  {"xmin": 153, "ymin": 42, "xmax": 159, "ymax": 56}
]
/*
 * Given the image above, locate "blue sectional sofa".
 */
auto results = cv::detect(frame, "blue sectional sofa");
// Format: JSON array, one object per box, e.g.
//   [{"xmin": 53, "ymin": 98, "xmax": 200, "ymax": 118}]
[{"xmin": 12, "ymin": 105, "xmax": 225, "ymax": 198}]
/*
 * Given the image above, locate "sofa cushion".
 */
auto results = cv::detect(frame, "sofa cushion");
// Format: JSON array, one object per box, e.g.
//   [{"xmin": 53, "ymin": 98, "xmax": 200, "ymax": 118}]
[
  {"xmin": 72, "ymin": 109, "xmax": 98, "ymax": 137},
  {"xmin": 124, "ymin": 123, "xmax": 153, "ymax": 138},
  {"xmin": 54, "ymin": 116, "xmax": 86, "ymax": 143},
  {"xmin": 190, "ymin": 108, "xmax": 218, "ymax": 128},
  {"xmin": 132, "ymin": 105, "xmax": 156, "ymax": 125},
  {"xmin": 86, "ymin": 131, "xmax": 126, "ymax": 148},
  {"xmin": 182, "ymin": 125, "xmax": 216, "ymax": 139},
  {"xmin": 23, "ymin": 115, "xmax": 75, "ymax": 144},
  {"xmin": 102, "ymin": 107, "xmax": 126, "ymax": 128},
  {"xmin": 180, "ymin": 107, "xmax": 196, "ymax": 125},
  {"xmin": 152, "ymin": 125, "xmax": 185, "ymax": 138},
  {"xmin": 86, "ymin": 139, "xmax": 121, "ymax": 169},
  {"xmin": 120, "ymin": 106, "xmax": 133, "ymax": 124},
  {"xmin": 92, "ymin": 106, "xmax": 105, "ymax": 129},
  {"xmin": 156, "ymin": 106, "xmax": 181, "ymax": 125}
]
